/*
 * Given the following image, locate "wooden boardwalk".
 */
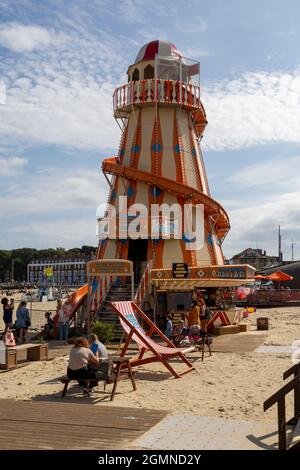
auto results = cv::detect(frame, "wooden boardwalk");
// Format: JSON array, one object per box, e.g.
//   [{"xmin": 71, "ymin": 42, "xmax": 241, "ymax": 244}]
[
  {"xmin": 0, "ymin": 399, "xmax": 166, "ymax": 450},
  {"xmin": 212, "ymin": 332, "xmax": 267, "ymax": 353}
]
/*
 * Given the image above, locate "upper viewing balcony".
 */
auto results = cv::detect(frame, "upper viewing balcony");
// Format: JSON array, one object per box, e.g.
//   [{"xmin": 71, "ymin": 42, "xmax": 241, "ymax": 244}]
[{"xmin": 113, "ymin": 79, "xmax": 205, "ymax": 117}]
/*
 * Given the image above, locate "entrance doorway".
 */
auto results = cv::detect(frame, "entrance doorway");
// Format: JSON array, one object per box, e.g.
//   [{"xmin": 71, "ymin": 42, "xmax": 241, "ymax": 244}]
[{"xmin": 128, "ymin": 239, "xmax": 148, "ymax": 284}]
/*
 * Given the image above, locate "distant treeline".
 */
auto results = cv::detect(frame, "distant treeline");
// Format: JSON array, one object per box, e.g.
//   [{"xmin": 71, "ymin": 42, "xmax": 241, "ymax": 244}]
[{"xmin": 0, "ymin": 246, "xmax": 96, "ymax": 283}]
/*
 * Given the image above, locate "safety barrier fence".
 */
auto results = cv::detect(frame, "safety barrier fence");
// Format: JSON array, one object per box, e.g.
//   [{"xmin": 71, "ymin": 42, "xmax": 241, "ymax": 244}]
[{"xmin": 113, "ymin": 79, "xmax": 201, "ymax": 113}]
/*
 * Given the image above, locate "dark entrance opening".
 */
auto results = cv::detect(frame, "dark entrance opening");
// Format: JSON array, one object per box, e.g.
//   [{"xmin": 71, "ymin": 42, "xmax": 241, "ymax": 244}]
[{"xmin": 128, "ymin": 239, "xmax": 148, "ymax": 284}]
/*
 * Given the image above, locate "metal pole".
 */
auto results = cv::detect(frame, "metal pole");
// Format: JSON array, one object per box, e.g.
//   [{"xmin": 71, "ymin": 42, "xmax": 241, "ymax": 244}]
[
  {"xmin": 291, "ymin": 240, "xmax": 295, "ymax": 262},
  {"xmin": 87, "ymin": 275, "xmax": 91, "ymax": 337}
]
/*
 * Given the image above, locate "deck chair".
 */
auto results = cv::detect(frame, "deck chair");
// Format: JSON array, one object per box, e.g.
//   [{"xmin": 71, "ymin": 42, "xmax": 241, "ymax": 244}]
[{"xmin": 111, "ymin": 301, "xmax": 195, "ymax": 378}]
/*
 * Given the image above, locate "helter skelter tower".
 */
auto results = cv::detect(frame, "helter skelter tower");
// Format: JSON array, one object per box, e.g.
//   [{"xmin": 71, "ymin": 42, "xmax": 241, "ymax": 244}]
[{"xmin": 98, "ymin": 41, "xmax": 252, "ymax": 287}]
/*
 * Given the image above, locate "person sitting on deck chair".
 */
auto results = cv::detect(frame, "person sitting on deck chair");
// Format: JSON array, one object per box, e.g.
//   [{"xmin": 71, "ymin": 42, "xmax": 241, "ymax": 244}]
[{"xmin": 67, "ymin": 337, "xmax": 99, "ymax": 396}]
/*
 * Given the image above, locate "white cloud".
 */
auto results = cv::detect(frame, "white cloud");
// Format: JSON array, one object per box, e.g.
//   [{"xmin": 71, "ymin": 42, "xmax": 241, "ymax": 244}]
[
  {"xmin": 4, "ymin": 217, "xmax": 99, "ymax": 248},
  {"xmin": 1, "ymin": 77, "xmax": 118, "ymax": 150},
  {"xmin": 182, "ymin": 47, "xmax": 209, "ymax": 59},
  {"xmin": 176, "ymin": 18, "xmax": 207, "ymax": 34},
  {"xmin": 0, "ymin": 164, "xmax": 109, "ymax": 248},
  {"xmin": 2, "ymin": 60, "xmax": 300, "ymax": 153},
  {"xmin": 223, "ymin": 153, "xmax": 300, "ymax": 258},
  {"xmin": 0, "ymin": 23, "xmax": 62, "ymax": 52},
  {"xmin": 0, "ymin": 156, "xmax": 28, "ymax": 176},
  {"xmin": 203, "ymin": 69, "xmax": 300, "ymax": 151},
  {"xmin": 229, "ymin": 155, "xmax": 300, "ymax": 189},
  {"xmin": 0, "ymin": 24, "xmax": 127, "ymax": 151},
  {"xmin": 0, "ymin": 166, "xmax": 107, "ymax": 217},
  {"xmin": 223, "ymin": 189, "xmax": 300, "ymax": 259}
]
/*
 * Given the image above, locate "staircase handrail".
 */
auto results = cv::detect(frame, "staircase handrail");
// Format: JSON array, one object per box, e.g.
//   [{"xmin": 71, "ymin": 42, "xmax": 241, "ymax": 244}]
[
  {"xmin": 134, "ymin": 261, "xmax": 152, "ymax": 307},
  {"xmin": 90, "ymin": 275, "xmax": 113, "ymax": 322},
  {"xmin": 263, "ymin": 362, "xmax": 300, "ymax": 449}
]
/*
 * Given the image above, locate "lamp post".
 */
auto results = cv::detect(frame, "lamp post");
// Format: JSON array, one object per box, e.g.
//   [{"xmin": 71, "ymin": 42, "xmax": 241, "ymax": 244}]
[
  {"xmin": 11, "ymin": 259, "xmax": 17, "ymax": 284},
  {"xmin": 291, "ymin": 240, "xmax": 296, "ymax": 262}
]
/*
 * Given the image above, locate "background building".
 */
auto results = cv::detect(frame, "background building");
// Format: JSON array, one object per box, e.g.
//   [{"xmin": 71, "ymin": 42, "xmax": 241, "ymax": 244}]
[
  {"xmin": 27, "ymin": 255, "xmax": 92, "ymax": 286},
  {"xmin": 230, "ymin": 248, "xmax": 279, "ymax": 271}
]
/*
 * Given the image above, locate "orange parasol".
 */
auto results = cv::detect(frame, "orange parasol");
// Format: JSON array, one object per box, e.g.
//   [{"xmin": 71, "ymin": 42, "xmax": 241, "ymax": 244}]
[
  {"xmin": 255, "ymin": 274, "xmax": 267, "ymax": 280},
  {"xmin": 266, "ymin": 271, "xmax": 293, "ymax": 281}
]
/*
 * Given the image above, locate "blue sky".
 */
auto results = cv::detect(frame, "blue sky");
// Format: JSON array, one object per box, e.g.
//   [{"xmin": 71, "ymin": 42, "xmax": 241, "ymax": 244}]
[{"xmin": 0, "ymin": 0, "xmax": 300, "ymax": 260}]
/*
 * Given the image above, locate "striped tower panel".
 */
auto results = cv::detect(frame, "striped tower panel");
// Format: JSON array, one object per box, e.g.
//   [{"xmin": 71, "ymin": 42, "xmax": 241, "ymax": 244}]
[{"xmin": 100, "ymin": 40, "xmax": 231, "ymax": 278}]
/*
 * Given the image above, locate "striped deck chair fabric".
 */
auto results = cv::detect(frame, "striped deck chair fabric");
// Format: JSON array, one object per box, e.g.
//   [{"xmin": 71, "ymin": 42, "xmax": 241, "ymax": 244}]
[{"xmin": 111, "ymin": 301, "xmax": 195, "ymax": 378}]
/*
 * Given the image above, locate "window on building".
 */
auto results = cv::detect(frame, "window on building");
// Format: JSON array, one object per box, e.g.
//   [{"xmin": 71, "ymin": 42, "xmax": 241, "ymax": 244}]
[
  {"xmin": 144, "ymin": 64, "xmax": 154, "ymax": 79},
  {"xmin": 132, "ymin": 68, "xmax": 139, "ymax": 81}
]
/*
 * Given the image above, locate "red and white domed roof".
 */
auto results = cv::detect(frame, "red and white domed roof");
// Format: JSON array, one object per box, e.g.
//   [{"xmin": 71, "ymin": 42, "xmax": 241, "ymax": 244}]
[{"xmin": 134, "ymin": 40, "xmax": 183, "ymax": 63}]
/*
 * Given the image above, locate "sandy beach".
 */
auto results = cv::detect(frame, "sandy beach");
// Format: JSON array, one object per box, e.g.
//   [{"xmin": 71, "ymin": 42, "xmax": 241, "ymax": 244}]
[{"xmin": 1, "ymin": 306, "xmax": 299, "ymax": 427}]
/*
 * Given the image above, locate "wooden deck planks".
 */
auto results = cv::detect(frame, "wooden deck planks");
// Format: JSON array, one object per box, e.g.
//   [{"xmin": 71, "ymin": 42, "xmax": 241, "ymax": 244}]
[
  {"xmin": 212, "ymin": 332, "xmax": 267, "ymax": 353},
  {"xmin": 0, "ymin": 399, "xmax": 166, "ymax": 450}
]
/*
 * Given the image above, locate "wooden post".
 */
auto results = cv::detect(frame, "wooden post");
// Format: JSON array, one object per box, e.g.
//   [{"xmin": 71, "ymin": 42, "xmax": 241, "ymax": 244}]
[
  {"xmin": 277, "ymin": 397, "xmax": 287, "ymax": 450},
  {"xmin": 294, "ymin": 369, "xmax": 300, "ymax": 418},
  {"xmin": 131, "ymin": 273, "xmax": 134, "ymax": 301}
]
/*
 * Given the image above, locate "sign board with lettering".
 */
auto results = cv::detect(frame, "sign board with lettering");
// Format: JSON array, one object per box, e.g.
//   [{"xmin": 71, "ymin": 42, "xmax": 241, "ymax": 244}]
[
  {"xmin": 172, "ymin": 263, "xmax": 188, "ymax": 279},
  {"xmin": 87, "ymin": 259, "xmax": 133, "ymax": 276},
  {"xmin": 44, "ymin": 266, "xmax": 53, "ymax": 278}
]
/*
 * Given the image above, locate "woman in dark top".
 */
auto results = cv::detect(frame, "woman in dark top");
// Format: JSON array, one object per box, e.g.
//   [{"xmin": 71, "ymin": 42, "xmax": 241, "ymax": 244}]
[{"xmin": 1, "ymin": 297, "xmax": 14, "ymax": 332}]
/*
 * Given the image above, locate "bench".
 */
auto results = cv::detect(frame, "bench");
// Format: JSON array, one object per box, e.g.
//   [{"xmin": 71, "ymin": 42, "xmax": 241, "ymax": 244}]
[
  {"xmin": 60, "ymin": 356, "xmax": 137, "ymax": 401},
  {"xmin": 15, "ymin": 343, "xmax": 48, "ymax": 361},
  {"xmin": 0, "ymin": 348, "xmax": 18, "ymax": 370}
]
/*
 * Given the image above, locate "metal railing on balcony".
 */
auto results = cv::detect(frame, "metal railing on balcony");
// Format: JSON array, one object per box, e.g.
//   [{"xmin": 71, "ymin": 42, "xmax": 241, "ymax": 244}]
[{"xmin": 113, "ymin": 79, "xmax": 202, "ymax": 114}]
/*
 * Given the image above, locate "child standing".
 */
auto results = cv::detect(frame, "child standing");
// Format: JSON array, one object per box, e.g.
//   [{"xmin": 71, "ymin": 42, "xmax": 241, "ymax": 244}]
[{"xmin": 165, "ymin": 314, "xmax": 173, "ymax": 339}]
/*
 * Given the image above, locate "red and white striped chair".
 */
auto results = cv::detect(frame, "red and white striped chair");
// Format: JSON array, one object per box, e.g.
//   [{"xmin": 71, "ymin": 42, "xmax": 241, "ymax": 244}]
[{"xmin": 111, "ymin": 301, "xmax": 195, "ymax": 378}]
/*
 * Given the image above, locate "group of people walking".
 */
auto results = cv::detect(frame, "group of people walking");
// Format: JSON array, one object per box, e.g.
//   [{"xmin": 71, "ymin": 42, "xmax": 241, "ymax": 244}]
[{"xmin": 1, "ymin": 297, "xmax": 31, "ymax": 343}]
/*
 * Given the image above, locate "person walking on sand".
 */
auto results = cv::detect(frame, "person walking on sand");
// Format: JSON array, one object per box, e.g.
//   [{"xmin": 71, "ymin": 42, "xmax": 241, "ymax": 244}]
[
  {"xmin": 165, "ymin": 314, "xmax": 173, "ymax": 339},
  {"xmin": 1, "ymin": 297, "xmax": 14, "ymax": 333},
  {"xmin": 188, "ymin": 300, "xmax": 201, "ymax": 328},
  {"xmin": 15, "ymin": 301, "xmax": 30, "ymax": 344},
  {"xmin": 63, "ymin": 300, "xmax": 73, "ymax": 342},
  {"xmin": 57, "ymin": 299, "xmax": 69, "ymax": 342},
  {"xmin": 198, "ymin": 297, "xmax": 211, "ymax": 332}
]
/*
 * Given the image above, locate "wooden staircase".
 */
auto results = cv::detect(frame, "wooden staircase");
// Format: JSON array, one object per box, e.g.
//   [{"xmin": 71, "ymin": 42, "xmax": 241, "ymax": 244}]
[
  {"xmin": 96, "ymin": 283, "xmax": 134, "ymax": 340},
  {"xmin": 263, "ymin": 362, "xmax": 300, "ymax": 450}
]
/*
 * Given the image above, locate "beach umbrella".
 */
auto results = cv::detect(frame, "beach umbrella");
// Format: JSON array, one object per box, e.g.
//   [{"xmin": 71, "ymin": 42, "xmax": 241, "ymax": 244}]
[
  {"xmin": 266, "ymin": 271, "xmax": 293, "ymax": 282},
  {"xmin": 266, "ymin": 270, "xmax": 293, "ymax": 290}
]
